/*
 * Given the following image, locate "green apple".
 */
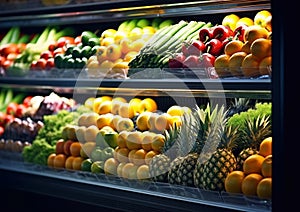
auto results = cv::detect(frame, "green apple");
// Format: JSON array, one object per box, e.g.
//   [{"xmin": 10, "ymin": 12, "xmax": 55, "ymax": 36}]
[
  {"xmin": 95, "ymin": 131, "xmax": 109, "ymax": 148},
  {"xmin": 104, "ymin": 132, "xmax": 119, "ymax": 148},
  {"xmin": 101, "ymin": 146, "xmax": 115, "ymax": 162},
  {"xmin": 136, "ymin": 18, "xmax": 150, "ymax": 28},
  {"xmin": 91, "ymin": 161, "xmax": 105, "ymax": 174},
  {"xmin": 90, "ymin": 147, "xmax": 103, "ymax": 162}
]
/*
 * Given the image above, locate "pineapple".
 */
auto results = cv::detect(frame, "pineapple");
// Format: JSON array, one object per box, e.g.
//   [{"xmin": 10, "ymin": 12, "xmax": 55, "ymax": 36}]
[
  {"xmin": 196, "ymin": 125, "xmax": 239, "ymax": 191},
  {"xmin": 176, "ymin": 104, "xmax": 223, "ymax": 187},
  {"xmin": 193, "ymin": 104, "xmax": 230, "ymax": 189},
  {"xmin": 236, "ymin": 114, "xmax": 271, "ymax": 170},
  {"xmin": 167, "ymin": 156, "xmax": 185, "ymax": 184},
  {"xmin": 149, "ymin": 123, "xmax": 180, "ymax": 183}
]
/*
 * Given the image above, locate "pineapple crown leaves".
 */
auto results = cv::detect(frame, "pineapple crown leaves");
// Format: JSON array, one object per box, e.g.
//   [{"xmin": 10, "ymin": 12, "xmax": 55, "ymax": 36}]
[
  {"xmin": 196, "ymin": 103, "xmax": 230, "ymax": 164},
  {"xmin": 163, "ymin": 112, "xmax": 198, "ymax": 160},
  {"xmin": 242, "ymin": 113, "xmax": 272, "ymax": 149}
]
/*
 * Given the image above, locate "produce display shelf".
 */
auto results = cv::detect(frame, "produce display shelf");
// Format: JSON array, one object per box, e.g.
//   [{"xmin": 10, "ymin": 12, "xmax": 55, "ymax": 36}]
[
  {"xmin": 0, "ymin": 151, "xmax": 271, "ymax": 212},
  {"xmin": 0, "ymin": 0, "xmax": 270, "ymax": 28},
  {"xmin": 0, "ymin": 77, "xmax": 271, "ymax": 99}
]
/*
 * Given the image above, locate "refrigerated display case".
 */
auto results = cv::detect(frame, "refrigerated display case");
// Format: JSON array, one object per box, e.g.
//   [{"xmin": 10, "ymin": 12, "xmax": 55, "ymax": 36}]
[{"xmin": 0, "ymin": 0, "xmax": 285, "ymax": 211}]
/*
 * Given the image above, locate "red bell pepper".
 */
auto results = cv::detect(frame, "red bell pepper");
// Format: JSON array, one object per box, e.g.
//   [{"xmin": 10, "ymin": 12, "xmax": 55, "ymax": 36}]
[
  {"xmin": 205, "ymin": 39, "xmax": 223, "ymax": 56},
  {"xmin": 186, "ymin": 40, "xmax": 206, "ymax": 56},
  {"xmin": 169, "ymin": 52, "xmax": 186, "ymax": 68},
  {"xmin": 212, "ymin": 25, "xmax": 234, "ymax": 41},
  {"xmin": 233, "ymin": 24, "xmax": 247, "ymax": 42},
  {"xmin": 199, "ymin": 27, "xmax": 213, "ymax": 43}
]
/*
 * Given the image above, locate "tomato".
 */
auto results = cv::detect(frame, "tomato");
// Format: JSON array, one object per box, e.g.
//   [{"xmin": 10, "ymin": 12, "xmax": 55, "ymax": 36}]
[
  {"xmin": 45, "ymin": 58, "xmax": 55, "ymax": 70},
  {"xmin": 6, "ymin": 102, "xmax": 18, "ymax": 115},
  {"xmin": 4, "ymin": 114, "xmax": 14, "ymax": 125},
  {"xmin": 0, "ymin": 111, "xmax": 6, "ymax": 126},
  {"xmin": 2, "ymin": 60, "xmax": 12, "ymax": 70},
  {"xmin": 57, "ymin": 36, "xmax": 75, "ymax": 48},
  {"xmin": 40, "ymin": 50, "xmax": 53, "ymax": 60},
  {"xmin": 15, "ymin": 104, "xmax": 26, "ymax": 118},
  {"xmin": 35, "ymin": 58, "xmax": 47, "ymax": 70},
  {"xmin": 48, "ymin": 41, "xmax": 57, "ymax": 52},
  {"xmin": 22, "ymin": 96, "xmax": 33, "ymax": 107}
]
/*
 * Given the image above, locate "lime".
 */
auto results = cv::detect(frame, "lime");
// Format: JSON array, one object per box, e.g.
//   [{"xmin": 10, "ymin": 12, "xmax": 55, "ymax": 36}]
[
  {"xmin": 65, "ymin": 44, "xmax": 76, "ymax": 55},
  {"xmin": 66, "ymin": 58, "xmax": 75, "ymax": 69},
  {"xmin": 136, "ymin": 18, "xmax": 150, "ymax": 28},
  {"xmin": 91, "ymin": 161, "xmax": 105, "ymax": 174},
  {"xmin": 81, "ymin": 158, "xmax": 93, "ymax": 172}
]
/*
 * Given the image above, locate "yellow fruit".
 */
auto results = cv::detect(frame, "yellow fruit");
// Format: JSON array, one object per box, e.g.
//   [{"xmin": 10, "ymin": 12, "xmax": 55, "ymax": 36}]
[
  {"xmin": 147, "ymin": 112, "xmax": 159, "ymax": 131},
  {"xmin": 101, "ymin": 29, "xmax": 117, "ymax": 39},
  {"xmin": 117, "ymin": 162, "xmax": 127, "ymax": 177},
  {"xmin": 250, "ymin": 38, "xmax": 272, "ymax": 60},
  {"xmin": 257, "ymin": 177, "xmax": 272, "ymax": 200},
  {"xmin": 132, "ymin": 148, "xmax": 147, "ymax": 166},
  {"xmin": 136, "ymin": 111, "xmax": 152, "ymax": 131},
  {"xmin": 116, "ymin": 117, "xmax": 135, "ymax": 132},
  {"xmin": 114, "ymin": 31, "xmax": 128, "ymax": 44},
  {"xmin": 98, "ymin": 100, "xmax": 112, "ymax": 115},
  {"xmin": 84, "ymin": 125, "xmax": 99, "ymax": 142},
  {"xmin": 224, "ymin": 171, "xmax": 245, "ymax": 194},
  {"xmin": 126, "ymin": 131, "xmax": 143, "ymax": 150},
  {"xmin": 236, "ymin": 17, "xmax": 254, "ymax": 28},
  {"xmin": 138, "ymin": 98, "xmax": 157, "ymax": 113},
  {"xmin": 122, "ymin": 162, "xmax": 138, "ymax": 179},
  {"xmin": 222, "ymin": 14, "xmax": 240, "ymax": 31},
  {"xmin": 254, "ymin": 10, "xmax": 272, "ymax": 28},
  {"xmin": 104, "ymin": 158, "xmax": 119, "ymax": 175},
  {"xmin": 123, "ymin": 51, "xmax": 138, "ymax": 62},
  {"xmin": 128, "ymin": 27, "xmax": 144, "ymax": 40},
  {"xmin": 96, "ymin": 113, "xmax": 114, "ymax": 129},
  {"xmin": 243, "ymin": 154, "xmax": 265, "ymax": 175},
  {"xmin": 84, "ymin": 97, "xmax": 95, "ymax": 110},
  {"xmin": 166, "ymin": 105, "xmax": 184, "ymax": 116},
  {"xmin": 136, "ymin": 164, "xmax": 150, "ymax": 180},
  {"xmin": 151, "ymin": 134, "xmax": 165, "ymax": 153},
  {"xmin": 144, "ymin": 150, "xmax": 158, "ymax": 165},
  {"xmin": 241, "ymin": 173, "xmax": 263, "ymax": 196},
  {"xmin": 116, "ymin": 130, "xmax": 129, "ymax": 148},
  {"xmin": 115, "ymin": 147, "xmax": 130, "ymax": 163},
  {"xmin": 101, "ymin": 36, "xmax": 115, "ymax": 46},
  {"xmin": 128, "ymin": 97, "xmax": 142, "ymax": 115},
  {"xmin": 141, "ymin": 131, "xmax": 155, "ymax": 151},
  {"xmin": 118, "ymin": 102, "xmax": 135, "ymax": 118},
  {"xmin": 111, "ymin": 61, "xmax": 129, "ymax": 75},
  {"xmin": 155, "ymin": 113, "xmax": 172, "ymax": 132}
]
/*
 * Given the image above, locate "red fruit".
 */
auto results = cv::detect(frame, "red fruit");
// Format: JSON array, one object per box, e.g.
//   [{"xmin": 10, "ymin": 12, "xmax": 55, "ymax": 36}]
[
  {"xmin": 198, "ymin": 53, "xmax": 215, "ymax": 68},
  {"xmin": 2, "ymin": 60, "xmax": 12, "ymax": 70},
  {"xmin": 48, "ymin": 41, "xmax": 57, "ymax": 52},
  {"xmin": 6, "ymin": 102, "xmax": 18, "ymax": 115},
  {"xmin": 40, "ymin": 50, "xmax": 53, "ymax": 60},
  {"xmin": 0, "ymin": 126, "xmax": 4, "ymax": 136},
  {"xmin": 22, "ymin": 96, "xmax": 33, "ymax": 107},
  {"xmin": 56, "ymin": 139, "xmax": 65, "ymax": 155},
  {"xmin": 57, "ymin": 36, "xmax": 75, "ymax": 48},
  {"xmin": 186, "ymin": 40, "xmax": 206, "ymax": 56},
  {"xmin": 35, "ymin": 58, "xmax": 47, "ymax": 70},
  {"xmin": 4, "ymin": 114, "xmax": 14, "ymax": 125},
  {"xmin": 15, "ymin": 104, "xmax": 26, "ymax": 118},
  {"xmin": 45, "ymin": 58, "xmax": 55, "ymax": 70}
]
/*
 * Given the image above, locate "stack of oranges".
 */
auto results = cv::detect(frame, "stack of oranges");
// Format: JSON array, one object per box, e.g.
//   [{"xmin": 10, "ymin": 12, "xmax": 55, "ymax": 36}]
[{"xmin": 224, "ymin": 137, "xmax": 272, "ymax": 200}]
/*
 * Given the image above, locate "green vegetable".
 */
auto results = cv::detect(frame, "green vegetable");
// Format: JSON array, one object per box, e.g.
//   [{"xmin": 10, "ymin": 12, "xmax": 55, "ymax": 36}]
[{"xmin": 0, "ymin": 26, "xmax": 19, "ymax": 45}]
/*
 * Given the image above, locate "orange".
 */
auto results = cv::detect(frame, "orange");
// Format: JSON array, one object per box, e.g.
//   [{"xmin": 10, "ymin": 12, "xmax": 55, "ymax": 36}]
[
  {"xmin": 53, "ymin": 153, "xmax": 67, "ymax": 169},
  {"xmin": 241, "ymin": 173, "xmax": 263, "ymax": 196},
  {"xmin": 133, "ymin": 148, "xmax": 147, "ymax": 166},
  {"xmin": 70, "ymin": 142, "xmax": 82, "ymax": 157},
  {"xmin": 257, "ymin": 177, "xmax": 272, "ymax": 200},
  {"xmin": 243, "ymin": 154, "xmax": 265, "ymax": 175},
  {"xmin": 259, "ymin": 137, "xmax": 272, "ymax": 157},
  {"xmin": 138, "ymin": 98, "xmax": 157, "ymax": 113},
  {"xmin": 151, "ymin": 134, "xmax": 165, "ymax": 152},
  {"xmin": 126, "ymin": 131, "xmax": 143, "ymax": 150},
  {"xmin": 228, "ymin": 51, "xmax": 247, "ymax": 76},
  {"xmin": 224, "ymin": 170, "xmax": 245, "ymax": 194},
  {"xmin": 115, "ymin": 147, "xmax": 130, "ymax": 163},
  {"xmin": 250, "ymin": 38, "xmax": 271, "ymax": 60},
  {"xmin": 136, "ymin": 164, "xmax": 150, "ymax": 180},
  {"xmin": 259, "ymin": 56, "xmax": 272, "ymax": 75},
  {"xmin": 224, "ymin": 40, "xmax": 244, "ymax": 56},
  {"xmin": 214, "ymin": 54, "xmax": 231, "ymax": 77},
  {"xmin": 241, "ymin": 54, "xmax": 260, "ymax": 77},
  {"xmin": 241, "ymin": 41, "xmax": 252, "ymax": 54},
  {"xmin": 144, "ymin": 150, "xmax": 159, "ymax": 165},
  {"xmin": 65, "ymin": 156, "xmax": 75, "ymax": 170},
  {"xmin": 243, "ymin": 25, "xmax": 269, "ymax": 43},
  {"xmin": 261, "ymin": 155, "xmax": 272, "ymax": 177},
  {"xmin": 72, "ymin": 156, "xmax": 84, "ymax": 170},
  {"xmin": 47, "ymin": 153, "xmax": 56, "ymax": 168}
]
